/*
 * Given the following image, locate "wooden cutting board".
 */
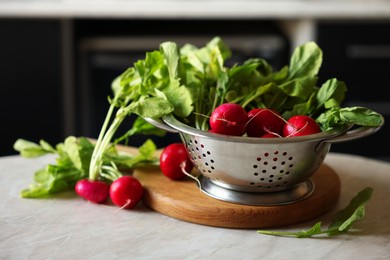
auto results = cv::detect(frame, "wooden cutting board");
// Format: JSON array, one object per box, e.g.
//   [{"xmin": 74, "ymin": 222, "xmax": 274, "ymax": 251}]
[{"xmin": 133, "ymin": 163, "xmax": 340, "ymax": 229}]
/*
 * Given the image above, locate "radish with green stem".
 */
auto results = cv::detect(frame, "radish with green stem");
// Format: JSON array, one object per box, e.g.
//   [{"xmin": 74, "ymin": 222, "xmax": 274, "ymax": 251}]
[
  {"xmin": 87, "ymin": 41, "xmax": 193, "ymax": 186},
  {"xmin": 110, "ymin": 176, "xmax": 144, "ymax": 209},
  {"xmin": 75, "ymin": 179, "xmax": 110, "ymax": 204}
]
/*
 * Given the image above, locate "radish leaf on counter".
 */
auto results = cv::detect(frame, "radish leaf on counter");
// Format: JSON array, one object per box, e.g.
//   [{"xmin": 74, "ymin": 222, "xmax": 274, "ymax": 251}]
[
  {"xmin": 14, "ymin": 139, "xmax": 56, "ymax": 157},
  {"xmin": 15, "ymin": 137, "xmax": 158, "ymax": 198},
  {"xmin": 257, "ymin": 187, "xmax": 373, "ymax": 238}
]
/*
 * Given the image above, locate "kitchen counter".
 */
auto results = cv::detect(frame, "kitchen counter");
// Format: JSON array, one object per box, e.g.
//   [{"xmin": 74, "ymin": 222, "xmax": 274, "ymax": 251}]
[
  {"xmin": 1, "ymin": 152, "xmax": 390, "ymax": 259},
  {"xmin": 0, "ymin": 0, "xmax": 390, "ymax": 19}
]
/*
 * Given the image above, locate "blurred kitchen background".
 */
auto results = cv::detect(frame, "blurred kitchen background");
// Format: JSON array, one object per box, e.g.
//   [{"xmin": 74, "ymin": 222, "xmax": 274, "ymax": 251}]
[{"xmin": 1, "ymin": 1, "xmax": 389, "ymax": 161}]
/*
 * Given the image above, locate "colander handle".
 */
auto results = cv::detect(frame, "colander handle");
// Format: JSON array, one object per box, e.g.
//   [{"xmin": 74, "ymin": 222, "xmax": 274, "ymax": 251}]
[
  {"xmin": 324, "ymin": 125, "xmax": 382, "ymax": 144},
  {"xmin": 144, "ymin": 117, "xmax": 179, "ymax": 133}
]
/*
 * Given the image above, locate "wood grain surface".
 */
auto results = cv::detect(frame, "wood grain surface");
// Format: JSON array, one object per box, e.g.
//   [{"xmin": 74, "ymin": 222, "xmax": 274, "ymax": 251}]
[{"xmin": 133, "ymin": 163, "xmax": 341, "ymax": 229}]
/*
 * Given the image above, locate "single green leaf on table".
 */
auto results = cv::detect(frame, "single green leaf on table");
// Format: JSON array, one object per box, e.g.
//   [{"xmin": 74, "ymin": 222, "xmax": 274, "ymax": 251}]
[
  {"xmin": 327, "ymin": 187, "xmax": 373, "ymax": 235},
  {"xmin": 257, "ymin": 187, "xmax": 373, "ymax": 238}
]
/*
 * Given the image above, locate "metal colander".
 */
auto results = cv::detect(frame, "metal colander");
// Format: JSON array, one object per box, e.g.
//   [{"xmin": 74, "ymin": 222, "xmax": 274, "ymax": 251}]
[{"xmin": 146, "ymin": 114, "xmax": 383, "ymax": 205}]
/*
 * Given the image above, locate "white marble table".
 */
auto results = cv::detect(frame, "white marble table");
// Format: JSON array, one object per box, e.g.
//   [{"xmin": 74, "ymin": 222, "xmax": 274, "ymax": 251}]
[{"xmin": 1, "ymin": 152, "xmax": 390, "ymax": 259}]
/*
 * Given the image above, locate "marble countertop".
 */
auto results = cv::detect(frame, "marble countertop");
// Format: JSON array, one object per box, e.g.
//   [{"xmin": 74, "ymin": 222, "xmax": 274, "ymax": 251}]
[
  {"xmin": 0, "ymin": 0, "xmax": 390, "ymax": 19},
  {"xmin": 1, "ymin": 152, "xmax": 390, "ymax": 259}
]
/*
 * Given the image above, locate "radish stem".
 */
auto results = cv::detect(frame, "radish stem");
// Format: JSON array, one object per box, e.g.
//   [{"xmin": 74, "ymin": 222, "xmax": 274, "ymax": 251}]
[{"xmin": 89, "ymin": 100, "xmax": 128, "ymax": 181}]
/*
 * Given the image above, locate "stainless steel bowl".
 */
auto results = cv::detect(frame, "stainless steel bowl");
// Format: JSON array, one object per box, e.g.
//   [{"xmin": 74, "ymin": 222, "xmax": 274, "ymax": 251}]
[{"xmin": 146, "ymin": 114, "xmax": 383, "ymax": 205}]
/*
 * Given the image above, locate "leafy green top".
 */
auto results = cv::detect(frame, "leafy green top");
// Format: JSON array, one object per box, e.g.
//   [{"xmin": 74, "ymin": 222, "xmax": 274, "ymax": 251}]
[{"xmin": 111, "ymin": 37, "xmax": 382, "ymax": 132}]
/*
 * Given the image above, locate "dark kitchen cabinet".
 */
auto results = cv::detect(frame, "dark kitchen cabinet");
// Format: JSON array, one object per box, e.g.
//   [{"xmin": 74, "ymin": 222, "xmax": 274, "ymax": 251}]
[
  {"xmin": 316, "ymin": 21, "xmax": 390, "ymax": 161},
  {"xmin": 0, "ymin": 19, "xmax": 63, "ymax": 156}
]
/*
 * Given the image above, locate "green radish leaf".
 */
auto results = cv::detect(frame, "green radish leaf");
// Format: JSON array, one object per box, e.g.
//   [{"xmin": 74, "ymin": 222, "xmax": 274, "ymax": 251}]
[
  {"xmin": 13, "ymin": 139, "xmax": 55, "ymax": 157},
  {"xmin": 121, "ymin": 139, "xmax": 158, "ymax": 168},
  {"xmin": 257, "ymin": 187, "xmax": 373, "ymax": 238},
  {"xmin": 288, "ymin": 41, "xmax": 323, "ymax": 79},
  {"xmin": 63, "ymin": 136, "xmax": 83, "ymax": 170},
  {"xmin": 161, "ymin": 80, "xmax": 194, "ymax": 118},
  {"xmin": 316, "ymin": 78, "xmax": 347, "ymax": 110},
  {"xmin": 278, "ymin": 76, "xmax": 318, "ymax": 99},
  {"xmin": 160, "ymin": 41, "xmax": 180, "ymax": 78},
  {"xmin": 129, "ymin": 96, "xmax": 174, "ymax": 118},
  {"xmin": 114, "ymin": 117, "xmax": 166, "ymax": 146},
  {"xmin": 327, "ymin": 187, "xmax": 373, "ymax": 236},
  {"xmin": 316, "ymin": 106, "xmax": 384, "ymax": 131}
]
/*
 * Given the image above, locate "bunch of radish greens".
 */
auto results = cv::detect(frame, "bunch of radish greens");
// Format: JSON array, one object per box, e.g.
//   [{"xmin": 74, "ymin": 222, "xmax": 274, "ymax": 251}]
[{"xmin": 14, "ymin": 37, "xmax": 382, "ymax": 206}]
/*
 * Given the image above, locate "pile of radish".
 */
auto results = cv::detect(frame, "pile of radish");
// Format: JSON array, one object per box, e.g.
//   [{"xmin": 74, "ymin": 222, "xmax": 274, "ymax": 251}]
[
  {"xmin": 158, "ymin": 102, "xmax": 322, "ymax": 183},
  {"xmin": 209, "ymin": 103, "xmax": 321, "ymax": 138},
  {"xmin": 75, "ymin": 175, "xmax": 144, "ymax": 209}
]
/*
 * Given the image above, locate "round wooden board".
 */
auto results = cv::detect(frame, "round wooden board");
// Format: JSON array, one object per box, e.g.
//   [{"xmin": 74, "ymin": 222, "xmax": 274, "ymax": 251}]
[{"xmin": 134, "ymin": 164, "xmax": 340, "ymax": 229}]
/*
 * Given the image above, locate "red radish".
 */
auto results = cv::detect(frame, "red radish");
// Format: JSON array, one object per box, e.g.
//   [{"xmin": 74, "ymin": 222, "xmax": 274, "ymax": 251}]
[
  {"xmin": 261, "ymin": 132, "xmax": 282, "ymax": 138},
  {"xmin": 283, "ymin": 115, "xmax": 321, "ymax": 137},
  {"xmin": 75, "ymin": 179, "xmax": 110, "ymax": 204},
  {"xmin": 209, "ymin": 103, "xmax": 248, "ymax": 136},
  {"xmin": 160, "ymin": 143, "xmax": 193, "ymax": 180},
  {"xmin": 109, "ymin": 176, "xmax": 143, "ymax": 209},
  {"xmin": 246, "ymin": 108, "xmax": 285, "ymax": 137}
]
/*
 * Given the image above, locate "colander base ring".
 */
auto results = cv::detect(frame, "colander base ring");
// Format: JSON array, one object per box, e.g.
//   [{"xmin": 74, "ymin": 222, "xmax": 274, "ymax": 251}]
[{"xmin": 198, "ymin": 176, "xmax": 315, "ymax": 206}]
